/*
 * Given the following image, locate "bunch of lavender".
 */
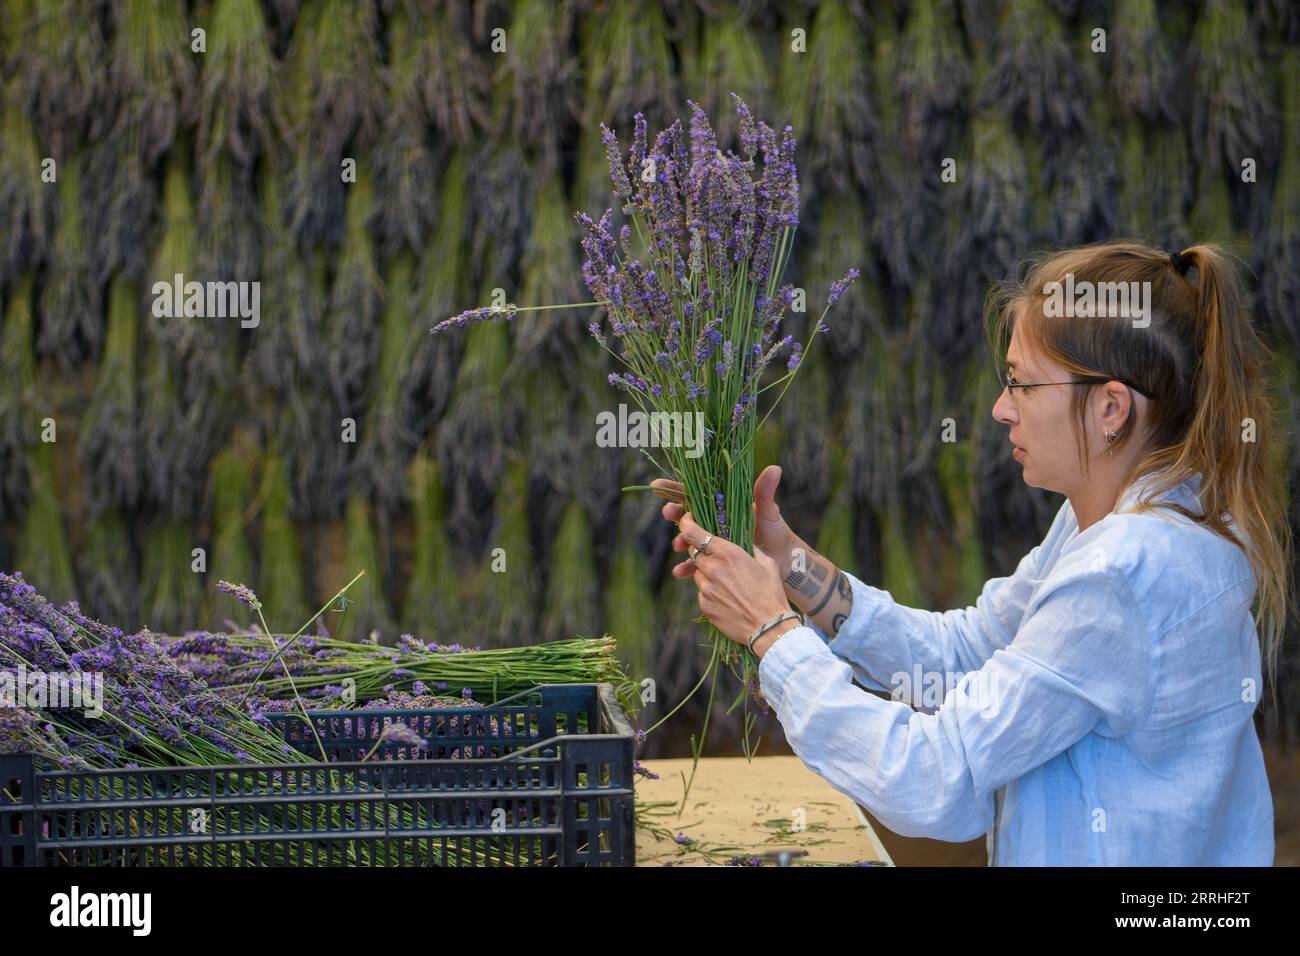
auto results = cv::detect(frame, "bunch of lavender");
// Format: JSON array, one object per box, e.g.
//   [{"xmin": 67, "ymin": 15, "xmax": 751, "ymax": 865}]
[
  {"xmin": 162, "ymin": 625, "xmax": 640, "ymax": 717},
  {"xmin": 0, "ymin": 572, "xmax": 521, "ymax": 866},
  {"xmin": 433, "ymin": 94, "xmax": 859, "ymax": 753},
  {"xmin": 0, "ymin": 571, "xmax": 307, "ymax": 770}
]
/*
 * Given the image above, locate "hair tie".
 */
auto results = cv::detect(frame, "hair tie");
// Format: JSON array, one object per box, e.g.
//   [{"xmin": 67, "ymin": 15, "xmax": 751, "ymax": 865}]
[{"xmin": 1169, "ymin": 250, "xmax": 1193, "ymax": 276}]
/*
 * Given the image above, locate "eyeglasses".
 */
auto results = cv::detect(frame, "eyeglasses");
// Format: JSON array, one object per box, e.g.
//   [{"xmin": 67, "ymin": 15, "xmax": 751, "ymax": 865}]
[{"xmin": 998, "ymin": 369, "xmax": 1151, "ymax": 401}]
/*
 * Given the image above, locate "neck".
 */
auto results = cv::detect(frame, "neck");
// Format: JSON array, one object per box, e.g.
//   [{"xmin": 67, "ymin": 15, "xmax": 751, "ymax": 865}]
[{"xmin": 1067, "ymin": 458, "xmax": 1149, "ymax": 533}]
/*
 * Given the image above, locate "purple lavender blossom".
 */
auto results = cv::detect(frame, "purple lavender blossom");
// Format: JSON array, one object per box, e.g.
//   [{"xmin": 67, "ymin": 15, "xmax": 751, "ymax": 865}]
[
  {"xmin": 601, "ymin": 123, "xmax": 634, "ymax": 201},
  {"xmin": 378, "ymin": 721, "xmax": 428, "ymax": 749},
  {"xmin": 828, "ymin": 267, "xmax": 861, "ymax": 305},
  {"xmin": 216, "ymin": 580, "xmax": 262, "ymax": 612},
  {"xmin": 431, "ymin": 303, "xmax": 518, "ymax": 335}
]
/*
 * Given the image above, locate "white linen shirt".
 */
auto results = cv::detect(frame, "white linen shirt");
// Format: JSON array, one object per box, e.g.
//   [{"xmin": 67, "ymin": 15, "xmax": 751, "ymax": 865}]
[{"xmin": 758, "ymin": 469, "xmax": 1275, "ymax": 865}]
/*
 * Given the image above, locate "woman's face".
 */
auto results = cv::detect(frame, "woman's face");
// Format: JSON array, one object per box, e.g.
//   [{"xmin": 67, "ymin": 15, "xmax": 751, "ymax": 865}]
[{"xmin": 991, "ymin": 322, "xmax": 1094, "ymax": 494}]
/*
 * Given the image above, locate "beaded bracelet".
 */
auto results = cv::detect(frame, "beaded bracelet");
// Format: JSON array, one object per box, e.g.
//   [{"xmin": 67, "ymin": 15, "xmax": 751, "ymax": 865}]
[{"xmin": 747, "ymin": 610, "xmax": 803, "ymax": 653}]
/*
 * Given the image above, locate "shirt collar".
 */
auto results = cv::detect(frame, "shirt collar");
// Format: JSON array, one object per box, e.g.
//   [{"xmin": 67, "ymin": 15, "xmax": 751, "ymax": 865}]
[{"xmin": 1114, "ymin": 468, "xmax": 1203, "ymax": 516}]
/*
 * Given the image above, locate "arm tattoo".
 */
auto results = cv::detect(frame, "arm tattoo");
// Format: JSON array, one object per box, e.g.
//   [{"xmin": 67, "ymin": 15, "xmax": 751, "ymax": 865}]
[
  {"xmin": 808, "ymin": 570, "xmax": 842, "ymax": 616},
  {"xmin": 785, "ymin": 550, "xmax": 853, "ymax": 636},
  {"xmin": 785, "ymin": 562, "xmax": 827, "ymax": 601}
]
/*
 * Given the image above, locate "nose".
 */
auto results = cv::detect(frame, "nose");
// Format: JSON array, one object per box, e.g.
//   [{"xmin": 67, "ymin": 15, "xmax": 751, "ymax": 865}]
[{"xmin": 992, "ymin": 386, "xmax": 1017, "ymax": 426}]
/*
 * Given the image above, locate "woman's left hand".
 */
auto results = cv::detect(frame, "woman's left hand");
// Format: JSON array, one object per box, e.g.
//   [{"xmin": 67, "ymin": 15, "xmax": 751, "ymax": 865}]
[{"xmin": 673, "ymin": 511, "xmax": 794, "ymax": 651}]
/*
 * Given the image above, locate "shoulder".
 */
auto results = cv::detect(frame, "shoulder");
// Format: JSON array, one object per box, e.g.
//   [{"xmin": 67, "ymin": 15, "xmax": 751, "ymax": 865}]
[{"xmin": 1056, "ymin": 505, "xmax": 1253, "ymax": 633}]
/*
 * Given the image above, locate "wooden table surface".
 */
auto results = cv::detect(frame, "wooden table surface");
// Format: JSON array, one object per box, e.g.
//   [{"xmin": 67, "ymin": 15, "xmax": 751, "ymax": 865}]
[{"xmin": 634, "ymin": 755, "xmax": 894, "ymax": 867}]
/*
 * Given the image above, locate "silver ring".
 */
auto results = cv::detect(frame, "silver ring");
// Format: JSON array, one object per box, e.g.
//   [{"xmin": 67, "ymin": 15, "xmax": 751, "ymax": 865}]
[
  {"xmin": 689, "ymin": 546, "xmax": 700, "ymax": 565},
  {"xmin": 698, "ymin": 533, "xmax": 713, "ymax": 554}
]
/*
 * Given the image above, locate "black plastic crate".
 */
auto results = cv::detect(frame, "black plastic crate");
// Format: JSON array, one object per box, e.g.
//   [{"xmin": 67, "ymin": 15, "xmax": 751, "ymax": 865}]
[{"xmin": 0, "ymin": 683, "xmax": 635, "ymax": 867}]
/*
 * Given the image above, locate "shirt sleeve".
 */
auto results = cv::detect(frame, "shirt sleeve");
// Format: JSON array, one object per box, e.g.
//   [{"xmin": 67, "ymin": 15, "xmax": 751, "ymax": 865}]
[
  {"xmin": 758, "ymin": 560, "xmax": 1151, "ymax": 842},
  {"xmin": 806, "ymin": 500, "xmax": 1071, "ymax": 703}
]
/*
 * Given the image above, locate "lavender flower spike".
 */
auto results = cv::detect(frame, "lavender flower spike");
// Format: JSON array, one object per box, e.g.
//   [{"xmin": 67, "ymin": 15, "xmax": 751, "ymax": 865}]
[
  {"xmin": 378, "ymin": 721, "xmax": 427, "ymax": 749},
  {"xmin": 216, "ymin": 580, "xmax": 262, "ymax": 612},
  {"xmin": 431, "ymin": 303, "xmax": 519, "ymax": 335},
  {"xmin": 828, "ymin": 267, "xmax": 861, "ymax": 306}
]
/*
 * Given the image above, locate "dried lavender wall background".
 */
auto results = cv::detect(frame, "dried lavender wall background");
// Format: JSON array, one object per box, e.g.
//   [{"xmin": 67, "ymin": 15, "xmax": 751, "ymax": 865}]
[{"xmin": 0, "ymin": 0, "xmax": 1298, "ymax": 758}]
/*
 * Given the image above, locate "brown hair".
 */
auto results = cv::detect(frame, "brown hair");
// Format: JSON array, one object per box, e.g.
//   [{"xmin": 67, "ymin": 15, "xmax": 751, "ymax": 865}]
[{"xmin": 985, "ymin": 240, "xmax": 1294, "ymax": 720}]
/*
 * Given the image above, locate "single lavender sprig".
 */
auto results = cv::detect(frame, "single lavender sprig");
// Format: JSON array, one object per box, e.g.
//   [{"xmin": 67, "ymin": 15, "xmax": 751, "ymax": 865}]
[
  {"xmin": 216, "ymin": 580, "xmax": 262, "ymax": 612},
  {"xmin": 360, "ymin": 720, "xmax": 428, "ymax": 761}
]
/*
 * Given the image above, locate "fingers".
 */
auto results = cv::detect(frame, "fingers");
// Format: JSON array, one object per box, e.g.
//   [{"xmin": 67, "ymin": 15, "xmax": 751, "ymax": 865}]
[
  {"xmin": 670, "ymin": 557, "xmax": 698, "ymax": 580},
  {"xmin": 661, "ymin": 500, "xmax": 685, "ymax": 523},
  {"xmin": 649, "ymin": 478, "xmax": 685, "ymax": 502},
  {"xmin": 753, "ymin": 465, "xmax": 783, "ymax": 521}
]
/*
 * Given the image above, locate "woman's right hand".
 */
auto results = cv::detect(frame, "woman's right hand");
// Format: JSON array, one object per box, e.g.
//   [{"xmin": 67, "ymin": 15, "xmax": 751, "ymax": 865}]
[{"xmin": 651, "ymin": 465, "xmax": 797, "ymax": 578}]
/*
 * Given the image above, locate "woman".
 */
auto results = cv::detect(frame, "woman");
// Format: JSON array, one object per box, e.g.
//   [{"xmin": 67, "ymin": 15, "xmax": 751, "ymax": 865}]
[{"xmin": 651, "ymin": 241, "xmax": 1292, "ymax": 866}]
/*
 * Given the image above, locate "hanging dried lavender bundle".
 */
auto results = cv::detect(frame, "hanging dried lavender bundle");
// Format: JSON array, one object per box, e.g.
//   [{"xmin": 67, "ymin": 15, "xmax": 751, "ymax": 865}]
[
  {"xmin": 509, "ymin": 176, "xmax": 586, "ymax": 365},
  {"xmin": 79, "ymin": 275, "xmax": 142, "ymax": 515},
  {"xmin": 202, "ymin": 430, "xmax": 258, "ymax": 626},
  {"xmin": 194, "ymin": 0, "xmax": 279, "ymax": 175},
  {"xmin": 573, "ymin": 0, "xmax": 679, "ymax": 216},
  {"xmin": 106, "ymin": 0, "xmax": 196, "ymax": 170},
  {"xmin": 465, "ymin": 458, "xmax": 539, "ymax": 649},
  {"xmin": 519, "ymin": 363, "xmax": 580, "ymax": 536},
  {"xmin": 0, "ymin": 275, "xmax": 36, "ymax": 519},
  {"xmin": 401, "ymin": 149, "xmax": 471, "ymax": 441},
  {"xmin": 3, "ymin": 0, "xmax": 106, "ymax": 155},
  {"xmin": 353, "ymin": 251, "xmax": 421, "ymax": 516},
  {"xmin": 845, "ymin": 329, "xmax": 903, "ymax": 516},
  {"xmin": 401, "ymin": 450, "xmax": 461, "ymax": 636},
  {"xmin": 324, "ymin": 168, "xmax": 383, "ymax": 417},
  {"xmin": 895, "ymin": 0, "xmax": 971, "ymax": 170},
  {"xmin": 139, "ymin": 335, "xmax": 220, "ymax": 518},
  {"xmin": 979, "ymin": 0, "xmax": 1089, "ymax": 141},
  {"xmin": 372, "ymin": 2, "xmax": 439, "ymax": 257},
  {"xmin": 74, "ymin": 505, "xmax": 138, "ymax": 629},
  {"xmin": 679, "ymin": 13, "xmax": 772, "ymax": 153},
  {"xmin": 808, "ymin": 193, "xmax": 872, "ymax": 361},
  {"xmin": 1255, "ymin": 49, "xmax": 1300, "ymax": 348},
  {"xmin": 1189, "ymin": 0, "xmax": 1277, "ymax": 182},
  {"xmin": 36, "ymin": 151, "xmax": 103, "ymax": 369},
  {"xmin": 279, "ymin": 0, "xmax": 381, "ymax": 248},
  {"xmin": 606, "ymin": 488, "xmax": 659, "ymax": 684},
  {"xmin": 779, "ymin": 0, "xmax": 876, "ymax": 209},
  {"xmin": 84, "ymin": 130, "xmax": 159, "ymax": 285},
  {"xmin": 497, "ymin": 0, "xmax": 582, "ymax": 181},
  {"xmin": 420, "ymin": 0, "xmax": 493, "ymax": 147},
  {"xmin": 147, "ymin": 150, "xmax": 227, "ymax": 384},
  {"xmin": 542, "ymin": 499, "xmax": 602, "ymax": 644},
  {"xmin": 0, "ymin": 80, "xmax": 53, "ymax": 286},
  {"xmin": 877, "ymin": 0, "xmax": 968, "ymax": 295},
  {"xmin": 243, "ymin": 160, "xmax": 322, "ymax": 396},
  {"xmin": 333, "ymin": 492, "xmax": 395, "ymax": 643},
  {"xmin": 196, "ymin": 153, "xmax": 262, "ymax": 283},
  {"xmin": 255, "ymin": 451, "xmax": 309, "ymax": 631},
  {"xmin": 16, "ymin": 440, "xmax": 77, "ymax": 608},
  {"xmin": 1107, "ymin": 0, "xmax": 1180, "ymax": 125},
  {"xmin": 435, "ymin": 303, "xmax": 513, "ymax": 552}
]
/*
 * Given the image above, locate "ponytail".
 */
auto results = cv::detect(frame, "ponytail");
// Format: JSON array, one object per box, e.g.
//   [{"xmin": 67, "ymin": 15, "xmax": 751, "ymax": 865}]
[{"xmin": 1174, "ymin": 244, "xmax": 1294, "ymax": 725}]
